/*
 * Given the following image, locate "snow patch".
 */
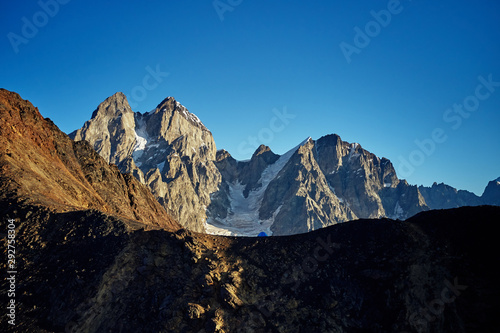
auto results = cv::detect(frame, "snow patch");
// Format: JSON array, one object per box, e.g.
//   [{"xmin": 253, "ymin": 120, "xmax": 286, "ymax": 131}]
[
  {"xmin": 348, "ymin": 143, "xmax": 360, "ymax": 161},
  {"xmin": 328, "ymin": 184, "xmax": 344, "ymax": 203},
  {"xmin": 392, "ymin": 201, "xmax": 405, "ymax": 219},
  {"xmin": 132, "ymin": 116, "xmax": 149, "ymax": 160}
]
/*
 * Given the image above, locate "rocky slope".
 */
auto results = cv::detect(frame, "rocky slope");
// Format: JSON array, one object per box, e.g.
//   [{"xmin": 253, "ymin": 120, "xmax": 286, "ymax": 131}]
[
  {"xmin": 0, "ymin": 88, "xmax": 179, "ymax": 231},
  {"xmin": 70, "ymin": 93, "xmax": 220, "ymax": 232},
  {"xmin": 2, "ymin": 201, "xmax": 499, "ymax": 332}
]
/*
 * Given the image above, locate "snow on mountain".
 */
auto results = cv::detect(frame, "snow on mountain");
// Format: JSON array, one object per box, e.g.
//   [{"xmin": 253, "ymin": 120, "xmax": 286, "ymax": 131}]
[
  {"xmin": 132, "ymin": 116, "xmax": 149, "ymax": 163},
  {"xmin": 205, "ymin": 138, "xmax": 307, "ymax": 236}
]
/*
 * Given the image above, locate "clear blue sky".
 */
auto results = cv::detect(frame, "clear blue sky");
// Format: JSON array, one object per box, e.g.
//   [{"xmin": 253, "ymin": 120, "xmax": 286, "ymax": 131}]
[{"xmin": 1, "ymin": 0, "xmax": 499, "ymax": 195}]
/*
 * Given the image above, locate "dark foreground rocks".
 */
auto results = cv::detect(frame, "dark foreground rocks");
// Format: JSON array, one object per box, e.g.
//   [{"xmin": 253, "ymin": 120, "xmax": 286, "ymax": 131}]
[{"xmin": 1, "ymin": 204, "xmax": 499, "ymax": 332}]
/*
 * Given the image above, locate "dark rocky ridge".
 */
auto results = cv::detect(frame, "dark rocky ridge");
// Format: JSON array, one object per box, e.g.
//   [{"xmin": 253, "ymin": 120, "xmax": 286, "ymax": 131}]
[
  {"xmin": 418, "ymin": 183, "xmax": 483, "ymax": 210},
  {"xmin": 2, "ymin": 202, "xmax": 499, "ymax": 332}
]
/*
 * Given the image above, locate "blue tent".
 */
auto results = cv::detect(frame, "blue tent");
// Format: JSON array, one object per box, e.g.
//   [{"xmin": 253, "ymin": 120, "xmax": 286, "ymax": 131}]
[{"xmin": 257, "ymin": 232, "xmax": 267, "ymax": 237}]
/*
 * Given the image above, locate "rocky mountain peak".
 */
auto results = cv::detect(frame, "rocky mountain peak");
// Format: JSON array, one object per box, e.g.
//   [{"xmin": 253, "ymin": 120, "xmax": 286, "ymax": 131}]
[
  {"xmin": 297, "ymin": 136, "xmax": 314, "ymax": 150},
  {"xmin": 152, "ymin": 96, "xmax": 209, "ymax": 132},
  {"xmin": 90, "ymin": 92, "xmax": 132, "ymax": 119},
  {"xmin": 154, "ymin": 96, "xmax": 175, "ymax": 113},
  {"xmin": 250, "ymin": 144, "xmax": 279, "ymax": 164},
  {"xmin": 482, "ymin": 176, "xmax": 500, "ymax": 206},
  {"xmin": 72, "ymin": 93, "xmax": 221, "ymax": 232},
  {"xmin": 317, "ymin": 133, "xmax": 342, "ymax": 145},
  {"xmin": 252, "ymin": 144, "xmax": 272, "ymax": 157},
  {"xmin": 216, "ymin": 149, "xmax": 233, "ymax": 162}
]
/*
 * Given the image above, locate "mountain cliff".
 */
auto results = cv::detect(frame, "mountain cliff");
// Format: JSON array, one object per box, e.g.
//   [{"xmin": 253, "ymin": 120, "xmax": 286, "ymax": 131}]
[
  {"xmin": 70, "ymin": 93, "xmax": 220, "ymax": 232},
  {"xmin": 481, "ymin": 177, "xmax": 500, "ymax": 206}
]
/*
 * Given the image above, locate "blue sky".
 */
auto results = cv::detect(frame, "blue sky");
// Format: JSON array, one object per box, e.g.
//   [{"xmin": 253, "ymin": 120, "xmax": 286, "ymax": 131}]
[{"xmin": 1, "ymin": 0, "xmax": 499, "ymax": 195}]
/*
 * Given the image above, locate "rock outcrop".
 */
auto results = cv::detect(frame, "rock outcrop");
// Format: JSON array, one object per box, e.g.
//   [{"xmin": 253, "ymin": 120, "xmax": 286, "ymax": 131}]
[{"xmin": 481, "ymin": 177, "xmax": 500, "ymax": 206}]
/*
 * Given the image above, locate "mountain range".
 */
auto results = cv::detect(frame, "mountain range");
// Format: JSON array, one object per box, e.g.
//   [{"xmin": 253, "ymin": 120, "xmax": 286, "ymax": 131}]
[
  {"xmin": 70, "ymin": 92, "xmax": 499, "ymax": 236},
  {"xmin": 1, "ymin": 88, "xmax": 499, "ymax": 332}
]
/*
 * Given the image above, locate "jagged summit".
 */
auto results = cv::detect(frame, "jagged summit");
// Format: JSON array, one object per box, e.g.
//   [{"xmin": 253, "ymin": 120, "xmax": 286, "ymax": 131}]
[
  {"xmin": 71, "ymin": 93, "xmax": 220, "ymax": 232},
  {"xmin": 252, "ymin": 144, "xmax": 272, "ymax": 157},
  {"xmin": 151, "ymin": 95, "xmax": 208, "ymax": 131},
  {"xmin": 482, "ymin": 176, "xmax": 500, "ymax": 206},
  {"xmin": 90, "ymin": 92, "xmax": 132, "ymax": 119}
]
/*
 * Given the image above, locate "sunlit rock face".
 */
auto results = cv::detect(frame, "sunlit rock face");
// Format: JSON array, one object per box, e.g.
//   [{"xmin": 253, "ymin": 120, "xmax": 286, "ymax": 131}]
[{"xmin": 71, "ymin": 93, "xmax": 221, "ymax": 232}]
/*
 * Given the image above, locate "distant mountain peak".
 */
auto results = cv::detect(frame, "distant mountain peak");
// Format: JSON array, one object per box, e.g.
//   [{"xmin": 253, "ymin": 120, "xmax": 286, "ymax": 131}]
[
  {"xmin": 155, "ymin": 96, "xmax": 175, "ymax": 111},
  {"xmin": 252, "ymin": 144, "xmax": 273, "ymax": 157},
  {"xmin": 151, "ymin": 96, "xmax": 208, "ymax": 131},
  {"xmin": 91, "ymin": 92, "xmax": 132, "ymax": 119},
  {"xmin": 481, "ymin": 177, "xmax": 500, "ymax": 205}
]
